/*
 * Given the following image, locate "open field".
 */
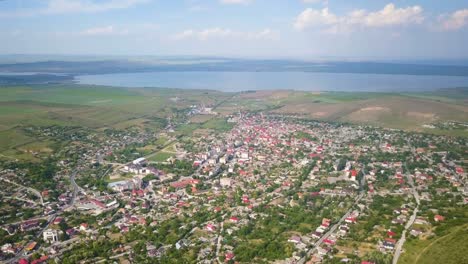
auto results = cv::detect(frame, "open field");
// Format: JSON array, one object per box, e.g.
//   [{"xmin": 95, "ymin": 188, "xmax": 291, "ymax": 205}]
[
  {"xmin": 0, "ymin": 85, "xmax": 231, "ymax": 129},
  {"xmin": 399, "ymin": 224, "xmax": 468, "ymax": 264},
  {"xmin": 0, "ymin": 129, "xmax": 35, "ymax": 152},
  {"xmin": 201, "ymin": 118, "xmax": 234, "ymax": 132},
  {"xmin": 148, "ymin": 152, "xmax": 174, "ymax": 162},
  {"xmin": 237, "ymin": 90, "xmax": 468, "ymax": 135},
  {"xmin": 0, "ymin": 85, "xmax": 466, "ymax": 159},
  {"xmin": 0, "ymin": 85, "xmax": 232, "ymax": 159}
]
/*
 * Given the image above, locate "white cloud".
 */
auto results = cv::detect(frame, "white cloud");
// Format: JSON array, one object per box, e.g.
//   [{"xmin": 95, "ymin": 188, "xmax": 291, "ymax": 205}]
[
  {"xmin": 294, "ymin": 8, "xmax": 338, "ymax": 31},
  {"xmin": 362, "ymin": 4, "xmax": 423, "ymax": 27},
  {"xmin": 302, "ymin": 0, "xmax": 326, "ymax": 3},
  {"xmin": 46, "ymin": 0, "xmax": 150, "ymax": 13},
  {"xmin": 80, "ymin": 25, "xmax": 128, "ymax": 36},
  {"xmin": 438, "ymin": 9, "xmax": 468, "ymax": 31},
  {"xmin": 294, "ymin": 3, "xmax": 424, "ymax": 33},
  {"xmin": 220, "ymin": 0, "xmax": 252, "ymax": 5},
  {"xmin": 0, "ymin": 0, "xmax": 150, "ymax": 17},
  {"xmin": 173, "ymin": 27, "xmax": 279, "ymax": 41}
]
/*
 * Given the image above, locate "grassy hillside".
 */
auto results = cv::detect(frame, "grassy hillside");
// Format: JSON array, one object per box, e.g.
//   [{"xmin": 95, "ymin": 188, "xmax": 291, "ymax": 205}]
[
  {"xmin": 0, "ymin": 85, "xmax": 466, "ymax": 160},
  {"xmin": 0, "ymin": 84, "xmax": 230, "ymax": 159},
  {"xmin": 235, "ymin": 90, "xmax": 468, "ymax": 136},
  {"xmin": 399, "ymin": 224, "xmax": 468, "ymax": 264}
]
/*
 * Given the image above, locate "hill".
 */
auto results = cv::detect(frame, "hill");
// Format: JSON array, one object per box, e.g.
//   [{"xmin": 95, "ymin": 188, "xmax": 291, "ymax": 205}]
[{"xmin": 399, "ymin": 224, "xmax": 468, "ymax": 264}]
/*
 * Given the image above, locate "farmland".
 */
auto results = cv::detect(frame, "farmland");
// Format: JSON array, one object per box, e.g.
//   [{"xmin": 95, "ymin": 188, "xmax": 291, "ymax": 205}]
[{"xmin": 0, "ymin": 85, "xmax": 467, "ymax": 161}]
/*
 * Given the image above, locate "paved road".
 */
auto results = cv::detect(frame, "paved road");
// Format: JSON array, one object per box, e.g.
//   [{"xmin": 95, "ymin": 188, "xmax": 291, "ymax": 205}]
[
  {"xmin": 6, "ymin": 214, "xmax": 57, "ymax": 264},
  {"xmin": 0, "ymin": 177, "xmax": 44, "ymax": 206},
  {"xmin": 392, "ymin": 163, "xmax": 420, "ymax": 264},
  {"xmin": 69, "ymin": 170, "xmax": 83, "ymax": 206},
  {"xmin": 216, "ymin": 220, "xmax": 226, "ymax": 264},
  {"xmin": 298, "ymin": 193, "xmax": 364, "ymax": 264}
]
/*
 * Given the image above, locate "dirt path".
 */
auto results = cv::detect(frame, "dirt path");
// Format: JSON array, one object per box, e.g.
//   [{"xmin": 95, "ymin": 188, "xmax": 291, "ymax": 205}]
[{"xmin": 413, "ymin": 226, "xmax": 462, "ymax": 264}]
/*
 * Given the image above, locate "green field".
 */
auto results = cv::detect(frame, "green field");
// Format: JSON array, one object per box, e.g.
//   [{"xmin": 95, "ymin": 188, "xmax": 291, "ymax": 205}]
[
  {"xmin": 399, "ymin": 224, "xmax": 468, "ymax": 264},
  {"xmin": 0, "ymin": 84, "xmax": 232, "ymax": 159},
  {"xmin": 0, "ymin": 129, "xmax": 35, "ymax": 152},
  {"xmin": 148, "ymin": 152, "xmax": 174, "ymax": 162},
  {"xmin": 201, "ymin": 118, "xmax": 234, "ymax": 132},
  {"xmin": 0, "ymin": 85, "xmax": 467, "ymax": 160}
]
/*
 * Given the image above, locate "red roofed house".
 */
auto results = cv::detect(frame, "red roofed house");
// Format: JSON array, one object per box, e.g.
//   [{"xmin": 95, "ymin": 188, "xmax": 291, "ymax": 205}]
[
  {"xmin": 319, "ymin": 217, "xmax": 331, "ymax": 227},
  {"xmin": 171, "ymin": 178, "xmax": 199, "ymax": 189},
  {"xmin": 206, "ymin": 224, "xmax": 216, "ymax": 232},
  {"xmin": 31, "ymin": 255, "xmax": 48, "ymax": 264},
  {"xmin": 79, "ymin": 223, "xmax": 88, "ymax": 231},
  {"xmin": 53, "ymin": 217, "xmax": 63, "ymax": 225},
  {"xmin": 288, "ymin": 235, "xmax": 302, "ymax": 244},
  {"xmin": 225, "ymin": 252, "xmax": 235, "ymax": 261}
]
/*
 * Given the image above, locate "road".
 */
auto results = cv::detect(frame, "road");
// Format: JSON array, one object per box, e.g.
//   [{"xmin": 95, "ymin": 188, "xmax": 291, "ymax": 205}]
[
  {"xmin": 298, "ymin": 193, "xmax": 364, "ymax": 264},
  {"xmin": 69, "ymin": 170, "xmax": 83, "ymax": 206},
  {"xmin": 6, "ymin": 166, "xmax": 89, "ymax": 263},
  {"xmin": 216, "ymin": 221, "xmax": 225, "ymax": 264},
  {"xmin": 392, "ymin": 163, "xmax": 420, "ymax": 264},
  {"xmin": 6, "ymin": 214, "xmax": 57, "ymax": 264},
  {"xmin": 0, "ymin": 177, "xmax": 44, "ymax": 206}
]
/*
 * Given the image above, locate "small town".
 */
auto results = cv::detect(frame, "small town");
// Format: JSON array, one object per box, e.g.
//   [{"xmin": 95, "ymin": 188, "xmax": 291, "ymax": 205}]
[{"xmin": 0, "ymin": 111, "xmax": 466, "ymax": 264}]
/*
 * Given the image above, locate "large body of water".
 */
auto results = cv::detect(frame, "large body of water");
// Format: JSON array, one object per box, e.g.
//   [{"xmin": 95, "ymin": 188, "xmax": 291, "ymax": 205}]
[{"xmin": 76, "ymin": 71, "xmax": 468, "ymax": 92}]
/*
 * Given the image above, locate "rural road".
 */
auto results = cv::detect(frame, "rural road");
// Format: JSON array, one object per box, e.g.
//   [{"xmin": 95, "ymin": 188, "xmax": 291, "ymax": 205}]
[
  {"xmin": 392, "ymin": 163, "xmax": 420, "ymax": 264},
  {"xmin": 298, "ymin": 193, "xmax": 364, "ymax": 264},
  {"xmin": 0, "ymin": 177, "xmax": 44, "ymax": 206}
]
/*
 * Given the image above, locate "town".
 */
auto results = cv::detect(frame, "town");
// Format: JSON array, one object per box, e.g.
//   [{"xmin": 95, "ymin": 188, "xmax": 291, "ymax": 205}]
[{"xmin": 0, "ymin": 112, "xmax": 466, "ymax": 264}]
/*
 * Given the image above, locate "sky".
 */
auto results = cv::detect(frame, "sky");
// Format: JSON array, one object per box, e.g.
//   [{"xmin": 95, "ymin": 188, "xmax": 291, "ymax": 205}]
[{"xmin": 1, "ymin": 0, "xmax": 468, "ymax": 59}]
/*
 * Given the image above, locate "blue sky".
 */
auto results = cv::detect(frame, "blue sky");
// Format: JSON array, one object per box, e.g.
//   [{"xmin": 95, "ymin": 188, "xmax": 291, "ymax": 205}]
[{"xmin": 1, "ymin": 0, "xmax": 468, "ymax": 59}]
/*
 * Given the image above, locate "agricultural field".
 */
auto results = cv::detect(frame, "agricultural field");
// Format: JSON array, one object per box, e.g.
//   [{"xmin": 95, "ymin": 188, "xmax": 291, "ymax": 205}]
[
  {"xmin": 0, "ymin": 85, "xmax": 467, "ymax": 161},
  {"xmin": 237, "ymin": 90, "xmax": 468, "ymax": 135},
  {"xmin": 201, "ymin": 118, "xmax": 234, "ymax": 132},
  {"xmin": 0, "ymin": 84, "xmax": 232, "ymax": 160}
]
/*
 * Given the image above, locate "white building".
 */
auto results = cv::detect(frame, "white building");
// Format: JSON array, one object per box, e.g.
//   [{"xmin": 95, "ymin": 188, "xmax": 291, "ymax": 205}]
[
  {"xmin": 43, "ymin": 229, "xmax": 59, "ymax": 243},
  {"xmin": 132, "ymin": 157, "xmax": 146, "ymax": 165},
  {"xmin": 108, "ymin": 177, "xmax": 142, "ymax": 192},
  {"xmin": 220, "ymin": 178, "xmax": 233, "ymax": 187},
  {"xmin": 219, "ymin": 156, "xmax": 227, "ymax": 164}
]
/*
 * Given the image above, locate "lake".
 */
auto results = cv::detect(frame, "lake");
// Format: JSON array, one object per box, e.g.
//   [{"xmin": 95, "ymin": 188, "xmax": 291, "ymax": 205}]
[{"xmin": 76, "ymin": 71, "xmax": 468, "ymax": 92}]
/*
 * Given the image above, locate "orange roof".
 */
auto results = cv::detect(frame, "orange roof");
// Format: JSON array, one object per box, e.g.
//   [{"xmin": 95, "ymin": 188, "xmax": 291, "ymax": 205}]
[{"xmin": 25, "ymin": 242, "xmax": 37, "ymax": 251}]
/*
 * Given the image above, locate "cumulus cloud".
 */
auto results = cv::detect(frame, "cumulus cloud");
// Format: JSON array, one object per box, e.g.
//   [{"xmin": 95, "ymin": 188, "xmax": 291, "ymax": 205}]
[
  {"xmin": 294, "ymin": 3, "xmax": 424, "ymax": 33},
  {"xmin": 220, "ymin": 0, "xmax": 252, "ymax": 5},
  {"xmin": 438, "ymin": 9, "xmax": 468, "ymax": 31},
  {"xmin": 363, "ymin": 4, "xmax": 424, "ymax": 27},
  {"xmin": 294, "ymin": 8, "xmax": 338, "ymax": 31},
  {"xmin": 173, "ymin": 28, "xmax": 279, "ymax": 41}
]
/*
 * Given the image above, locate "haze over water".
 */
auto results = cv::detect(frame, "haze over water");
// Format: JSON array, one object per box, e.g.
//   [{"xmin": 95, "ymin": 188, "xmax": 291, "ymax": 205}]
[{"xmin": 77, "ymin": 71, "xmax": 468, "ymax": 92}]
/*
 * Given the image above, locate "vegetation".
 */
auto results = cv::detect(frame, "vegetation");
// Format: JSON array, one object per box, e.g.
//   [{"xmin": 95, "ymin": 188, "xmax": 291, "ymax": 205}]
[{"xmin": 399, "ymin": 224, "xmax": 468, "ymax": 264}]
